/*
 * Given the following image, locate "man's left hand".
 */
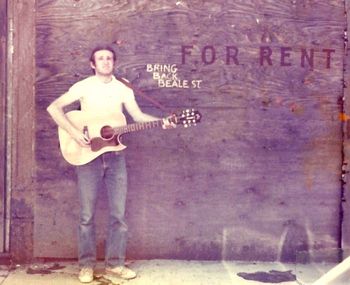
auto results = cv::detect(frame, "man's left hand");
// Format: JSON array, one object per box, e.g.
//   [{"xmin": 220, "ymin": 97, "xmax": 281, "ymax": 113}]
[{"xmin": 162, "ymin": 115, "xmax": 177, "ymax": 129}]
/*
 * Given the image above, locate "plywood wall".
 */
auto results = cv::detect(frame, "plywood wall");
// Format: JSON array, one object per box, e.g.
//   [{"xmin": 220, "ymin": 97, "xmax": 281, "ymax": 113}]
[
  {"xmin": 6, "ymin": 0, "xmax": 36, "ymax": 260},
  {"xmin": 35, "ymin": 0, "xmax": 345, "ymax": 262}
]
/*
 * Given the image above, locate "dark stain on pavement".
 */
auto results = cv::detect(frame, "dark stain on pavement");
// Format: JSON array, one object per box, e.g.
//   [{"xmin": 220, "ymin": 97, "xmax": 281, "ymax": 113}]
[
  {"xmin": 26, "ymin": 263, "xmax": 66, "ymax": 275},
  {"xmin": 26, "ymin": 267, "xmax": 52, "ymax": 275},
  {"xmin": 237, "ymin": 270, "xmax": 297, "ymax": 283}
]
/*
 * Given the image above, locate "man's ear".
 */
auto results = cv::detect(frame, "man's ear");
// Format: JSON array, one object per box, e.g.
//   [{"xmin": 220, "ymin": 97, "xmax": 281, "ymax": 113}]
[{"xmin": 90, "ymin": 61, "xmax": 96, "ymax": 70}]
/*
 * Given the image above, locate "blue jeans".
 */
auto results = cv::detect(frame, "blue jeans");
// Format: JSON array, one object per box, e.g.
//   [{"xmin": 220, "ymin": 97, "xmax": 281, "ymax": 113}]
[{"xmin": 76, "ymin": 152, "xmax": 128, "ymax": 268}]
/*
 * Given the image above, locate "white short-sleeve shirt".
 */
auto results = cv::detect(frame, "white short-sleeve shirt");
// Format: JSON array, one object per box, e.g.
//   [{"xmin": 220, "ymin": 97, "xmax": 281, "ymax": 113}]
[{"xmin": 67, "ymin": 75, "xmax": 135, "ymax": 115}]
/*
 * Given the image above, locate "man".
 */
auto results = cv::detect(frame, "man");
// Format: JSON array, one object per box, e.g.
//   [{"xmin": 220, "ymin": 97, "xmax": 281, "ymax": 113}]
[{"xmin": 47, "ymin": 46, "xmax": 174, "ymax": 283}]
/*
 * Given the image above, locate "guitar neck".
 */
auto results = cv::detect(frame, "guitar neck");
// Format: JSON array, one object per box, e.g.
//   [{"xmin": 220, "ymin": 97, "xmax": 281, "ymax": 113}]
[{"xmin": 115, "ymin": 120, "xmax": 163, "ymax": 134}]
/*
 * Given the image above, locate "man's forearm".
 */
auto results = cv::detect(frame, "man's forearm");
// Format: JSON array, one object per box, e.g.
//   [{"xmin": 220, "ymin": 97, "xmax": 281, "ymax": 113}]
[{"xmin": 47, "ymin": 103, "xmax": 78, "ymax": 135}]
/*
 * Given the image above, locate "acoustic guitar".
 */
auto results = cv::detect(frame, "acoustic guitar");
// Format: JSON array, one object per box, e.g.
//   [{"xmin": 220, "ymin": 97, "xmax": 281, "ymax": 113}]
[{"xmin": 58, "ymin": 109, "xmax": 201, "ymax": 165}]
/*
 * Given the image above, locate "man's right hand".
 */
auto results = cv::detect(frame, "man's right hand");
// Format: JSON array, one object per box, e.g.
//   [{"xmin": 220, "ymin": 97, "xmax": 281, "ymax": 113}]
[{"xmin": 70, "ymin": 129, "xmax": 90, "ymax": 147}]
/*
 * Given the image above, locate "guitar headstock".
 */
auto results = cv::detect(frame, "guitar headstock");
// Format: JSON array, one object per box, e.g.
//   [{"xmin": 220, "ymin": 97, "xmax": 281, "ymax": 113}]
[{"xmin": 171, "ymin": 109, "xmax": 202, "ymax": 128}]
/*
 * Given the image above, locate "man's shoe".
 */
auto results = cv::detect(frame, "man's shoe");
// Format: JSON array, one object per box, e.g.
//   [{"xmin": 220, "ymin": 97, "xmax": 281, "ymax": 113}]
[
  {"xmin": 105, "ymin": 266, "xmax": 137, "ymax": 280},
  {"xmin": 78, "ymin": 267, "xmax": 94, "ymax": 283}
]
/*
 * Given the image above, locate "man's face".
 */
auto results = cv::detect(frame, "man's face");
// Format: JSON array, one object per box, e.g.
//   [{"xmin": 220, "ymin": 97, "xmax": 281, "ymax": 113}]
[{"xmin": 90, "ymin": 50, "xmax": 115, "ymax": 76}]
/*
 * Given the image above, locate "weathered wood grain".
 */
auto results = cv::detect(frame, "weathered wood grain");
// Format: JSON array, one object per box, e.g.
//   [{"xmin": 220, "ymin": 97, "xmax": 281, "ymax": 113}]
[
  {"xmin": 35, "ymin": 0, "xmax": 345, "ymax": 261},
  {"xmin": 341, "ymin": 0, "xmax": 350, "ymax": 255},
  {"xmin": 8, "ymin": 0, "xmax": 36, "ymax": 261},
  {"xmin": 0, "ymin": 0, "xmax": 7, "ymax": 252}
]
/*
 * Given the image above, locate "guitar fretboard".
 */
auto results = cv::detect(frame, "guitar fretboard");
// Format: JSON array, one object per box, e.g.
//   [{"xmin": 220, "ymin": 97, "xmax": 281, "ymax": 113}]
[{"xmin": 115, "ymin": 120, "xmax": 163, "ymax": 134}]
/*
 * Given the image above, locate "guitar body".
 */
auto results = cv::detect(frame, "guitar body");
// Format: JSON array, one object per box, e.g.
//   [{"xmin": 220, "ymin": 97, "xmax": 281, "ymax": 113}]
[
  {"xmin": 58, "ymin": 108, "xmax": 202, "ymax": 166},
  {"xmin": 58, "ymin": 110, "xmax": 127, "ymax": 166}
]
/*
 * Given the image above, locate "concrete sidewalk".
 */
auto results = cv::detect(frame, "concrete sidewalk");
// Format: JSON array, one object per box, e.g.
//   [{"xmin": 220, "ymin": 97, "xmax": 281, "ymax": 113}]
[{"xmin": 0, "ymin": 259, "xmax": 348, "ymax": 285}]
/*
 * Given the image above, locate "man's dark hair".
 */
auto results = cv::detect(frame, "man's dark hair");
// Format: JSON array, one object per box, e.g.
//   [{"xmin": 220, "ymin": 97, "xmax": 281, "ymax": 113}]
[{"xmin": 89, "ymin": 45, "xmax": 117, "ymax": 64}]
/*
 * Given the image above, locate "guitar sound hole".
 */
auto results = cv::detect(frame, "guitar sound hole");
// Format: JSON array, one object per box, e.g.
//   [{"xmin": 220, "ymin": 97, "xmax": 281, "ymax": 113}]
[{"xmin": 100, "ymin": 126, "xmax": 115, "ymax": 140}]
